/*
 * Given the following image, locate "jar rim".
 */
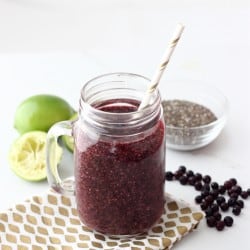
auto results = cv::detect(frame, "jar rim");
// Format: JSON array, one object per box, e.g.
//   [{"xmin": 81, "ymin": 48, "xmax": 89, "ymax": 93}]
[
  {"xmin": 79, "ymin": 72, "xmax": 163, "ymax": 135},
  {"xmin": 80, "ymin": 72, "xmax": 161, "ymax": 117}
]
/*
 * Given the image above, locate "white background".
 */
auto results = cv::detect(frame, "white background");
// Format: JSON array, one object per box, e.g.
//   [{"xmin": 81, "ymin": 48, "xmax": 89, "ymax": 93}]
[{"xmin": 0, "ymin": 0, "xmax": 249, "ymax": 249}]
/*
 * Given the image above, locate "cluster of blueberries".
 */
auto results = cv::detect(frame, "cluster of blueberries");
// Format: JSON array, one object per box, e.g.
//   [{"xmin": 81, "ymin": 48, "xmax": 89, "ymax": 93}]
[{"xmin": 165, "ymin": 166, "xmax": 250, "ymax": 231}]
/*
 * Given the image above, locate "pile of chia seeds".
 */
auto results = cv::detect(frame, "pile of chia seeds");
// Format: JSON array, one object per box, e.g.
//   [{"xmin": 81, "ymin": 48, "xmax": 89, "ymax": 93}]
[{"xmin": 162, "ymin": 100, "xmax": 217, "ymax": 147}]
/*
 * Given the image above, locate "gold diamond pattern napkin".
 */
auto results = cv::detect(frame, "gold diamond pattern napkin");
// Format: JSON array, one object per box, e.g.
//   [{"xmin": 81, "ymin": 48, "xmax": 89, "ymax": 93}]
[{"xmin": 0, "ymin": 190, "xmax": 203, "ymax": 250}]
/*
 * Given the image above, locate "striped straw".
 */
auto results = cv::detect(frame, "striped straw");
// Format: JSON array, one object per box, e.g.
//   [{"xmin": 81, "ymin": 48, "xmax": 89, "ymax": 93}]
[{"xmin": 138, "ymin": 23, "xmax": 185, "ymax": 110}]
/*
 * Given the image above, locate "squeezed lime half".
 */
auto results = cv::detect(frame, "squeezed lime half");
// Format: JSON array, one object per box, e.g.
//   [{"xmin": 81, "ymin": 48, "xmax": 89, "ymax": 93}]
[{"xmin": 8, "ymin": 131, "xmax": 62, "ymax": 181}]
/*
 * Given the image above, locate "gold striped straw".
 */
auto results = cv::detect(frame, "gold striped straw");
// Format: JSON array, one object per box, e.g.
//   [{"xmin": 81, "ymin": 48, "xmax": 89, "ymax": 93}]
[{"xmin": 138, "ymin": 23, "xmax": 185, "ymax": 110}]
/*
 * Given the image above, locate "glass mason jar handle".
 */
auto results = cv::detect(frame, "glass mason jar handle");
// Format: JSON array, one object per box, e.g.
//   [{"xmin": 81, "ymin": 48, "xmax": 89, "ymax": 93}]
[{"xmin": 46, "ymin": 120, "xmax": 74, "ymax": 196}]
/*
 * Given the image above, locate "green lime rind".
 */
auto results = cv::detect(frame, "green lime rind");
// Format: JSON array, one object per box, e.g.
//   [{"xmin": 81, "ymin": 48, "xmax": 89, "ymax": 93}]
[
  {"xmin": 62, "ymin": 113, "xmax": 78, "ymax": 153},
  {"xmin": 62, "ymin": 135, "xmax": 75, "ymax": 153},
  {"xmin": 14, "ymin": 94, "xmax": 75, "ymax": 134}
]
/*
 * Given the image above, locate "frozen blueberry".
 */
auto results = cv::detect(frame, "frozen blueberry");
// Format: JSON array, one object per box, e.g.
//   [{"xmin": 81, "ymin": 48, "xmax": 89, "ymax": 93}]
[
  {"xmin": 186, "ymin": 170, "xmax": 194, "ymax": 177},
  {"xmin": 207, "ymin": 216, "xmax": 216, "ymax": 227},
  {"xmin": 178, "ymin": 165, "xmax": 186, "ymax": 173},
  {"xmin": 229, "ymin": 192, "xmax": 239, "ymax": 199},
  {"xmin": 218, "ymin": 185, "xmax": 226, "ymax": 194},
  {"xmin": 211, "ymin": 203, "xmax": 219, "ymax": 212},
  {"xmin": 195, "ymin": 173, "xmax": 203, "ymax": 182},
  {"xmin": 241, "ymin": 191, "xmax": 248, "ymax": 199},
  {"xmin": 201, "ymin": 190, "xmax": 210, "ymax": 199},
  {"xmin": 220, "ymin": 202, "xmax": 229, "ymax": 212},
  {"xmin": 205, "ymin": 207, "xmax": 213, "ymax": 217},
  {"xmin": 216, "ymin": 196, "xmax": 226, "ymax": 205},
  {"xmin": 247, "ymin": 188, "xmax": 250, "ymax": 196},
  {"xmin": 224, "ymin": 180, "xmax": 233, "ymax": 190},
  {"xmin": 232, "ymin": 205, "xmax": 241, "ymax": 216},
  {"xmin": 179, "ymin": 175, "xmax": 188, "ymax": 185},
  {"xmin": 210, "ymin": 190, "xmax": 219, "ymax": 199},
  {"xmin": 231, "ymin": 185, "xmax": 242, "ymax": 195},
  {"xmin": 205, "ymin": 195, "xmax": 214, "ymax": 205},
  {"xmin": 211, "ymin": 182, "xmax": 219, "ymax": 190},
  {"xmin": 236, "ymin": 199, "xmax": 244, "ymax": 209},
  {"xmin": 202, "ymin": 184, "xmax": 211, "ymax": 192},
  {"xmin": 195, "ymin": 181, "xmax": 203, "ymax": 191},
  {"xmin": 228, "ymin": 197, "xmax": 237, "ymax": 207},
  {"xmin": 165, "ymin": 171, "xmax": 174, "ymax": 181},
  {"xmin": 200, "ymin": 201, "xmax": 209, "ymax": 211},
  {"xmin": 188, "ymin": 176, "xmax": 196, "ymax": 186},
  {"xmin": 229, "ymin": 178, "xmax": 237, "ymax": 186},
  {"xmin": 224, "ymin": 216, "xmax": 234, "ymax": 227},
  {"xmin": 195, "ymin": 195, "xmax": 203, "ymax": 204},
  {"xmin": 174, "ymin": 170, "xmax": 183, "ymax": 180},
  {"xmin": 203, "ymin": 175, "xmax": 211, "ymax": 184},
  {"xmin": 227, "ymin": 189, "xmax": 234, "ymax": 196},
  {"xmin": 216, "ymin": 220, "xmax": 225, "ymax": 231},
  {"xmin": 213, "ymin": 211, "xmax": 222, "ymax": 221}
]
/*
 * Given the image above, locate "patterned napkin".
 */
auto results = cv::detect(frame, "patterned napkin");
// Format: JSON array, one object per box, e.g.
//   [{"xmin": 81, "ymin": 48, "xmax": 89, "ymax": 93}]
[{"xmin": 0, "ymin": 190, "xmax": 203, "ymax": 250}]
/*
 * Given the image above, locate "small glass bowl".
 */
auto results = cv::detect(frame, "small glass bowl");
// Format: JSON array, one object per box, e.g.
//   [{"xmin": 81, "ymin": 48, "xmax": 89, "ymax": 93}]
[{"xmin": 160, "ymin": 81, "xmax": 229, "ymax": 151}]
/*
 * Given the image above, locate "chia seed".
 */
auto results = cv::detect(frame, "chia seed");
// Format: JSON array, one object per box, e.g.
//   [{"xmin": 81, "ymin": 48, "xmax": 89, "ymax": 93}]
[{"xmin": 162, "ymin": 99, "xmax": 217, "ymax": 147}]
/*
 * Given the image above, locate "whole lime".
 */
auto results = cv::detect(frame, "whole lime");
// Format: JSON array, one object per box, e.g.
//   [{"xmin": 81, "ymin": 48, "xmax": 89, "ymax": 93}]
[{"xmin": 14, "ymin": 94, "xmax": 75, "ymax": 134}]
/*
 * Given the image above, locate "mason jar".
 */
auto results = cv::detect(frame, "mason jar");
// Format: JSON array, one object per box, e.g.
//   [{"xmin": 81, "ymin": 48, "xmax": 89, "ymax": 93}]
[{"xmin": 47, "ymin": 72, "xmax": 166, "ymax": 236}]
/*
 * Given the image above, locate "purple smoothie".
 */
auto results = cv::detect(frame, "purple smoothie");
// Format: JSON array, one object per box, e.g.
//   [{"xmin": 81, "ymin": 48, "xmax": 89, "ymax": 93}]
[{"xmin": 74, "ymin": 99, "xmax": 165, "ymax": 235}]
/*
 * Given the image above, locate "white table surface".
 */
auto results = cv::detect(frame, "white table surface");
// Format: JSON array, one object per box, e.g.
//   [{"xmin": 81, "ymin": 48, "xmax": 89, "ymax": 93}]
[{"xmin": 0, "ymin": 0, "xmax": 250, "ymax": 249}]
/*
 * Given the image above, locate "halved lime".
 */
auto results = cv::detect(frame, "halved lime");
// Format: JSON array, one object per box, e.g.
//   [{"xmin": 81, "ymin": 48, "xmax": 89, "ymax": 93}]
[
  {"xmin": 62, "ymin": 113, "xmax": 78, "ymax": 152},
  {"xmin": 8, "ymin": 131, "xmax": 62, "ymax": 181},
  {"xmin": 14, "ymin": 94, "xmax": 75, "ymax": 134}
]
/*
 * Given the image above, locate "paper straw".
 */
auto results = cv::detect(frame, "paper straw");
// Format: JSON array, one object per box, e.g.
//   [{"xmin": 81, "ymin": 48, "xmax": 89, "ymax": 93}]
[{"xmin": 138, "ymin": 23, "xmax": 185, "ymax": 110}]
